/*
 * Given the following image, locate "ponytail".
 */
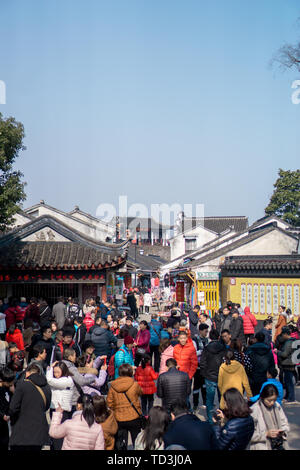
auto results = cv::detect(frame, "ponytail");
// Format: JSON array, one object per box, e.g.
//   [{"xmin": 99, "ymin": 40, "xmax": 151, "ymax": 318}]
[
  {"xmin": 78, "ymin": 394, "xmax": 95, "ymax": 428},
  {"xmin": 225, "ymin": 349, "xmax": 234, "ymax": 366},
  {"xmin": 141, "ymin": 354, "xmax": 151, "ymax": 369}
]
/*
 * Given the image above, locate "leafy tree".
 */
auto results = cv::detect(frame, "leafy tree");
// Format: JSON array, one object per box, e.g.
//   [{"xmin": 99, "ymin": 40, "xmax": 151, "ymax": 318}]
[
  {"xmin": 265, "ymin": 169, "xmax": 300, "ymax": 227},
  {"xmin": 0, "ymin": 112, "xmax": 26, "ymax": 231}
]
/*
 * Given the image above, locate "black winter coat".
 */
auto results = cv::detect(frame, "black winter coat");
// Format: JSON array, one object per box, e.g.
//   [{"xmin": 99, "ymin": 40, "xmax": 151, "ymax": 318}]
[
  {"xmin": 230, "ymin": 317, "xmax": 246, "ymax": 345},
  {"xmin": 157, "ymin": 367, "xmax": 191, "ymax": 412},
  {"xmin": 9, "ymin": 373, "xmax": 51, "ymax": 446},
  {"xmin": 188, "ymin": 309, "xmax": 199, "ymax": 339},
  {"xmin": 164, "ymin": 413, "xmax": 218, "ymax": 450},
  {"xmin": 86, "ymin": 326, "xmax": 117, "ymax": 358},
  {"xmin": 199, "ymin": 340, "xmax": 226, "ymax": 382},
  {"xmin": 214, "ymin": 416, "xmax": 254, "ymax": 450},
  {"xmin": 246, "ymin": 342, "xmax": 276, "ymax": 387}
]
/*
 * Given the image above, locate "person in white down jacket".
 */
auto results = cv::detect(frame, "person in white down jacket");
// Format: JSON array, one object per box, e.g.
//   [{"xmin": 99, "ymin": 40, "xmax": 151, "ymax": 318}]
[{"xmin": 46, "ymin": 360, "xmax": 76, "ymax": 450}]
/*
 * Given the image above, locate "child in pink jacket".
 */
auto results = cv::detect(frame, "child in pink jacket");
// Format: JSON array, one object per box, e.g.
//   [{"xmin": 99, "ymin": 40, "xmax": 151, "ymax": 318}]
[{"xmin": 49, "ymin": 394, "xmax": 105, "ymax": 450}]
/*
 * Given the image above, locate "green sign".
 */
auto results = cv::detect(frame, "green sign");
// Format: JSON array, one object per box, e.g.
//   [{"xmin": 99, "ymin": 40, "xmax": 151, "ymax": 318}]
[{"xmin": 196, "ymin": 272, "xmax": 220, "ymax": 280}]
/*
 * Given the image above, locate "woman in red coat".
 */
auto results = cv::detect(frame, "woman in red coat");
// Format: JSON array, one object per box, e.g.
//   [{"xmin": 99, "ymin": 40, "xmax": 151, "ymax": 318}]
[
  {"xmin": 242, "ymin": 306, "xmax": 257, "ymax": 345},
  {"xmin": 5, "ymin": 324, "xmax": 25, "ymax": 351},
  {"xmin": 135, "ymin": 355, "xmax": 158, "ymax": 416}
]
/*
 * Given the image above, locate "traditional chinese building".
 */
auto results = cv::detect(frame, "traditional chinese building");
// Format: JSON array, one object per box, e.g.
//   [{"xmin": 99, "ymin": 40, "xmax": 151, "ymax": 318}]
[
  {"xmin": 221, "ymin": 255, "xmax": 300, "ymax": 320},
  {"xmin": 0, "ymin": 215, "xmax": 128, "ymax": 305}
]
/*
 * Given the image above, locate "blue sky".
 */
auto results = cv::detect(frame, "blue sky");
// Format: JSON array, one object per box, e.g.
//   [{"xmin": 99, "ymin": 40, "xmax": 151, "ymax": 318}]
[{"xmin": 0, "ymin": 0, "xmax": 299, "ymax": 224}]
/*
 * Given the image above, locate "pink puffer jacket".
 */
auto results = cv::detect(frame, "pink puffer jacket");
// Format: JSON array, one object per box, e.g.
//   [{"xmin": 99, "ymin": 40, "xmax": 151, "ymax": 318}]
[
  {"xmin": 49, "ymin": 411, "xmax": 105, "ymax": 450},
  {"xmin": 159, "ymin": 345, "xmax": 174, "ymax": 375}
]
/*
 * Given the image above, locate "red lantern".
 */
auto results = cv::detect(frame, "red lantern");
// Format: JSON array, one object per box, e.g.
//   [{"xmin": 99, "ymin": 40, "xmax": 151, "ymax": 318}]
[
  {"xmin": 24, "ymin": 275, "xmax": 29, "ymax": 281},
  {"xmin": 69, "ymin": 275, "xmax": 73, "ymax": 280},
  {"xmin": 0, "ymin": 275, "xmax": 3, "ymax": 281}
]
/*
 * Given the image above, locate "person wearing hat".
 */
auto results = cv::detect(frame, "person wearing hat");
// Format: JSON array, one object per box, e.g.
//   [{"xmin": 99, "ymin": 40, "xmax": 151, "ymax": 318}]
[{"xmin": 114, "ymin": 335, "xmax": 135, "ymax": 379}]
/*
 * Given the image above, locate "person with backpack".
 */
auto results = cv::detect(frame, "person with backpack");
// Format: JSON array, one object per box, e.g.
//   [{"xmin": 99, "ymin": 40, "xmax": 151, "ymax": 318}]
[
  {"xmin": 7, "ymin": 343, "xmax": 25, "ymax": 378},
  {"xmin": 38, "ymin": 299, "xmax": 53, "ymax": 327},
  {"xmin": 134, "ymin": 354, "xmax": 158, "ymax": 416},
  {"xmin": 73, "ymin": 317, "xmax": 87, "ymax": 348},
  {"xmin": 85, "ymin": 317, "xmax": 117, "ymax": 360},
  {"xmin": 112, "ymin": 335, "xmax": 135, "ymax": 379},
  {"xmin": 149, "ymin": 314, "xmax": 163, "ymax": 373},
  {"xmin": 65, "ymin": 298, "xmax": 82, "ymax": 328},
  {"xmin": 49, "ymin": 394, "xmax": 105, "ymax": 450}
]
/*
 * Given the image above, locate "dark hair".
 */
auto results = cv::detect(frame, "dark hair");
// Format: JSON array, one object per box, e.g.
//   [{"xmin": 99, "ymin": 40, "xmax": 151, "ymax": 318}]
[
  {"xmin": 26, "ymin": 363, "xmax": 41, "ymax": 375},
  {"xmin": 77, "ymin": 394, "xmax": 95, "ymax": 428},
  {"xmin": 255, "ymin": 332, "xmax": 265, "ymax": 343},
  {"xmin": 32, "ymin": 343, "xmax": 47, "ymax": 358},
  {"xmin": 0, "ymin": 366, "xmax": 15, "ymax": 383},
  {"xmin": 221, "ymin": 329, "xmax": 230, "ymax": 335},
  {"xmin": 169, "ymin": 399, "xmax": 189, "ymax": 416},
  {"xmin": 236, "ymin": 303, "xmax": 241, "ymax": 309},
  {"xmin": 222, "ymin": 388, "xmax": 252, "ymax": 419},
  {"xmin": 193, "ymin": 305, "xmax": 200, "ymax": 311},
  {"xmin": 140, "ymin": 320, "xmax": 149, "ymax": 330},
  {"xmin": 82, "ymin": 341, "xmax": 95, "ymax": 352},
  {"xmin": 260, "ymin": 384, "xmax": 279, "ymax": 399},
  {"xmin": 141, "ymin": 354, "xmax": 151, "ymax": 369},
  {"xmin": 141, "ymin": 406, "xmax": 170, "ymax": 450},
  {"xmin": 77, "ymin": 355, "xmax": 88, "ymax": 368},
  {"xmin": 118, "ymin": 363, "xmax": 133, "ymax": 377},
  {"xmin": 62, "ymin": 328, "xmax": 74, "ymax": 338},
  {"xmin": 8, "ymin": 324, "xmax": 17, "ymax": 335},
  {"xmin": 166, "ymin": 358, "xmax": 177, "ymax": 368},
  {"xmin": 209, "ymin": 328, "xmax": 220, "ymax": 340},
  {"xmin": 170, "ymin": 309, "xmax": 178, "ymax": 317},
  {"xmin": 224, "ymin": 349, "xmax": 235, "ymax": 365},
  {"xmin": 53, "ymin": 361, "xmax": 73, "ymax": 377},
  {"xmin": 230, "ymin": 339, "xmax": 243, "ymax": 354},
  {"xmin": 263, "ymin": 319, "xmax": 273, "ymax": 327},
  {"xmin": 93, "ymin": 395, "xmax": 111, "ymax": 424},
  {"xmin": 8, "ymin": 342, "xmax": 18, "ymax": 349},
  {"xmin": 199, "ymin": 323, "xmax": 209, "ymax": 332},
  {"xmin": 41, "ymin": 324, "xmax": 51, "ymax": 334},
  {"xmin": 159, "ymin": 338, "xmax": 171, "ymax": 354}
]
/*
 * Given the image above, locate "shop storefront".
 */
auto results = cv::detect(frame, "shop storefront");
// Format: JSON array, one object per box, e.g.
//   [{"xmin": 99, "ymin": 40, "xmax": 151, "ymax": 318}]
[
  {"xmin": 221, "ymin": 255, "xmax": 300, "ymax": 320},
  {"xmin": 196, "ymin": 271, "xmax": 221, "ymax": 314}
]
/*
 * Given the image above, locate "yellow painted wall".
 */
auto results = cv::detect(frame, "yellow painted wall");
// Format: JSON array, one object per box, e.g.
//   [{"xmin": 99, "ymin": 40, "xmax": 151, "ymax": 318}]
[
  {"xmin": 197, "ymin": 280, "xmax": 220, "ymax": 312},
  {"xmin": 222, "ymin": 277, "xmax": 300, "ymax": 320}
]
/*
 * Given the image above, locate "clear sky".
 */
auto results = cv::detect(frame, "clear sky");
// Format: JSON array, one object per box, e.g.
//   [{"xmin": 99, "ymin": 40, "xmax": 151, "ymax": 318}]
[{"xmin": 1, "ymin": 0, "xmax": 299, "ymax": 224}]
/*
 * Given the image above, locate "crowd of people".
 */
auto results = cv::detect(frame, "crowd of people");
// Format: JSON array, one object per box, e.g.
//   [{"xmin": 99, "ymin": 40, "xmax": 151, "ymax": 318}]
[{"xmin": 0, "ymin": 294, "xmax": 299, "ymax": 451}]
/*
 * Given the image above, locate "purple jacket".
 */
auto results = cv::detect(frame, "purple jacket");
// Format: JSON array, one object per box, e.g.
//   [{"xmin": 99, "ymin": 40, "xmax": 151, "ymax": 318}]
[{"xmin": 135, "ymin": 329, "xmax": 151, "ymax": 353}]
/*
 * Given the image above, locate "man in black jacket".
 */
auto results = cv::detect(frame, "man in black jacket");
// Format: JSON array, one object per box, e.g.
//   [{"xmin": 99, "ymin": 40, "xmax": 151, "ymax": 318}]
[
  {"xmin": 85, "ymin": 317, "xmax": 117, "ymax": 359},
  {"xmin": 230, "ymin": 309, "xmax": 246, "ymax": 346},
  {"xmin": 188, "ymin": 305, "xmax": 200, "ymax": 339},
  {"xmin": 199, "ymin": 329, "xmax": 226, "ymax": 424},
  {"xmin": 246, "ymin": 332, "xmax": 277, "ymax": 395},
  {"xmin": 157, "ymin": 358, "xmax": 191, "ymax": 413},
  {"xmin": 163, "ymin": 400, "xmax": 218, "ymax": 450},
  {"xmin": 214, "ymin": 306, "xmax": 233, "ymax": 335},
  {"xmin": 9, "ymin": 363, "xmax": 51, "ymax": 450}
]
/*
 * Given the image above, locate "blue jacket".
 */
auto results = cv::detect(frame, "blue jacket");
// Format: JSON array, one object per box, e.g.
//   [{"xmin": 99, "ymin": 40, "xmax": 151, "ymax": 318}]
[
  {"xmin": 149, "ymin": 320, "xmax": 163, "ymax": 346},
  {"xmin": 249, "ymin": 378, "xmax": 284, "ymax": 405},
  {"xmin": 214, "ymin": 415, "xmax": 254, "ymax": 450},
  {"xmin": 114, "ymin": 345, "xmax": 134, "ymax": 379}
]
